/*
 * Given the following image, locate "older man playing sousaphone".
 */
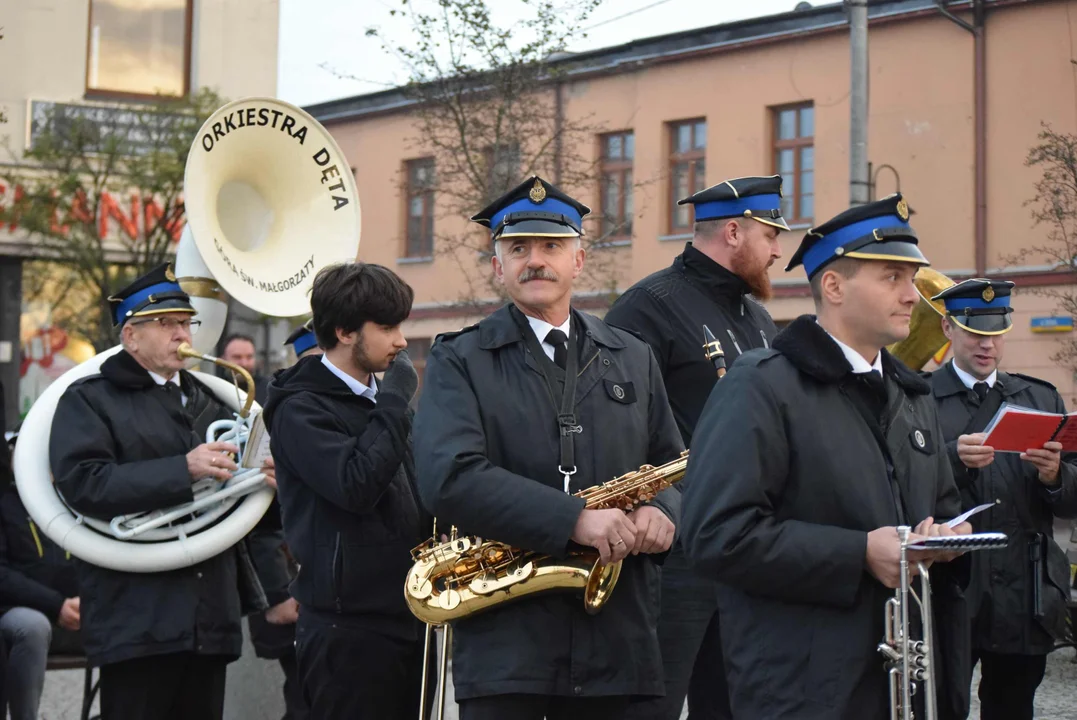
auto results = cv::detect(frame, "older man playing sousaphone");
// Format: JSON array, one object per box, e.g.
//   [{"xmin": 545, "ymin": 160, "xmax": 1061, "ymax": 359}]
[{"xmin": 49, "ymin": 263, "xmax": 272, "ymax": 720}]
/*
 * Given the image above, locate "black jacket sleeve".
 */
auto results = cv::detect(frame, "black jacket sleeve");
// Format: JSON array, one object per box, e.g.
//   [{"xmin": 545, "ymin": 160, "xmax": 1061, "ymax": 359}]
[
  {"xmin": 643, "ymin": 346, "xmax": 684, "ymax": 528},
  {"xmin": 933, "ymin": 411, "xmax": 963, "ymax": 521},
  {"xmin": 270, "ymin": 392, "xmax": 412, "ymax": 515},
  {"xmin": 1038, "ymin": 390, "xmax": 1077, "ymax": 517},
  {"xmin": 945, "ymin": 438, "xmax": 979, "ymax": 492},
  {"xmin": 0, "ymin": 519, "xmax": 64, "ymax": 620},
  {"xmin": 680, "ymin": 363, "xmax": 867, "ymax": 608},
  {"xmin": 246, "ymin": 527, "xmax": 293, "ymax": 607},
  {"xmin": 50, "ymin": 388, "xmax": 194, "ymax": 518},
  {"xmin": 414, "ymin": 341, "xmax": 586, "ymax": 557}
]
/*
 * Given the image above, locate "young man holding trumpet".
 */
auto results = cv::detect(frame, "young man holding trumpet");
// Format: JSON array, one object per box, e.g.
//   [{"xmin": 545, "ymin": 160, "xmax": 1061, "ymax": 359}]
[{"xmin": 680, "ymin": 196, "xmax": 975, "ymax": 720}]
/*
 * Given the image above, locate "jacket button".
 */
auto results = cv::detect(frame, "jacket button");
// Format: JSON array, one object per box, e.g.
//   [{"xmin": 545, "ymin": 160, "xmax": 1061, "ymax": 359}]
[
  {"xmin": 602, "ymin": 359, "xmax": 610, "ymax": 366},
  {"xmin": 197, "ymin": 572, "xmax": 203, "ymax": 579},
  {"xmin": 573, "ymin": 685, "xmax": 582, "ymax": 695}
]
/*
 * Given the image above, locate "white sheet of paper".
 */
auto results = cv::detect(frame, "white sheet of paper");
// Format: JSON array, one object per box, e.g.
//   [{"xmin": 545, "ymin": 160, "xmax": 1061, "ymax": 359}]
[
  {"xmin": 946, "ymin": 502, "xmax": 995, "ymax": 529},
  {"xmin": 240, "ymin": 413, "xmax": 272, "ymax": 469}
]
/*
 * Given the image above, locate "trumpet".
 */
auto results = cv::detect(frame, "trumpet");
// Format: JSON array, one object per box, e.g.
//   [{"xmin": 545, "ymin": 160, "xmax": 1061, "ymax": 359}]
[{"xmin": 878, "ymin": 527, "xmax": 1008, "ymax": 719}]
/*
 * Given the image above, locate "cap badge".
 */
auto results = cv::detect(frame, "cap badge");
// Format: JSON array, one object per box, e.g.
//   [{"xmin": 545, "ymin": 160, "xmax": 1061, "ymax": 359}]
[
  {"xmin": 165, "ymin": 264, "xmax": 177, "ymax": 282},
  {"xmin": 896, "ymin": 198, "xmax": 910, "ymax": 222},
  {"xmin": 982, "ymin": 286, "xmax": 995, "ymax": 303},
  {"xmin": 529, "ymin": 179, "xmax": 546, "ymax": 204}
]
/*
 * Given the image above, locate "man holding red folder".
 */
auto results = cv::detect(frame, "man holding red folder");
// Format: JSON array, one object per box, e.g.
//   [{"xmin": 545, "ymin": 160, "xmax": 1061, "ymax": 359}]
[{"xmin": 928, "ymin": 277, "xmax": 1077, "ymax": 720}]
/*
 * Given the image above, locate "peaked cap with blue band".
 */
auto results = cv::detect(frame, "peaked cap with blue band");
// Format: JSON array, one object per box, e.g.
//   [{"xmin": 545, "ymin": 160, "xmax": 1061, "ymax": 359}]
[
  {"xmin": 932, "ymin": 278, "xmax": 1014, "ymax": 335},
  {"xmin": 108, "ymin": 262, "xmax": 196, "ymax": 327},
  {"xmin": 284, "ymin": 318, "xmax": 320, "ymax": 356},
  {"xmin": 471, "ymin": 176, "xmax": 590, "ymax": 240},
  {"xmin": 786, "ymin": 193, "xmax": 928, "ymax": 279},
  {"xmin": 678, "ymin": 175, "xmax": 790, "ymax": 231}
]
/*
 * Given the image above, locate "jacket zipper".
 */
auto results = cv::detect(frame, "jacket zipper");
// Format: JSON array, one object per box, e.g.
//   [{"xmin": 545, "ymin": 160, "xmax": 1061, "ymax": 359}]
[
  {"xmin": 726, "ymin": 329, "xmax": 743, "ymax": 355},
  {"xmin": 760, "ymin": 330, "xmax": 769, "ymax": 349},
  {"xmin": 28, "ymin": 519, "xmax": 44, "ymax": 558},
  {"xmin": 332, "ymin": 533, "xmax": 343, "ymax": 612}
]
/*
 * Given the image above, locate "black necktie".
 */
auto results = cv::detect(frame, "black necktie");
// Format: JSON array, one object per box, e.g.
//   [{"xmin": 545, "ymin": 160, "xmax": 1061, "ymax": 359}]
[
  {"xmin": 545, "ymin": 329, "xmax": 568, "ymax": 370},
  {"xmin": 973, "ymin": 382, "xmax": 989, "ymax": 402},
  {"xmin": 159, "ymin": 381, "xmax": 183, "ymax": 412}
]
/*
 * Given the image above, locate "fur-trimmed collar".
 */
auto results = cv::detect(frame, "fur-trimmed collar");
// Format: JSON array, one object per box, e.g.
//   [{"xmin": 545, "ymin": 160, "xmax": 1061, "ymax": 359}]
[{"xmin": 772, "ymin": 315, "xmax": 931, "ymax": 395}]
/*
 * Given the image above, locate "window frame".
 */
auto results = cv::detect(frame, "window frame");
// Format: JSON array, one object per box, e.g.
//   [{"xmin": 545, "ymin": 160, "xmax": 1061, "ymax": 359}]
[
  {"xmin": 771, "ymin": 102, "xmax": 815, "ymax": 225},
  {"xmin": 403, "ymin": 157, "xmax": 436, "ymax": 259},
  {"xmin": 84, "ymin": 0, "xmax": 194, "ymax": 101},
  {"xmin": 598, "ymin": 130, "xmax": 634, "ymax": 241},
  {"xmin": 668, "ymin": 118, "xmax": 707, "ymax": 234}
]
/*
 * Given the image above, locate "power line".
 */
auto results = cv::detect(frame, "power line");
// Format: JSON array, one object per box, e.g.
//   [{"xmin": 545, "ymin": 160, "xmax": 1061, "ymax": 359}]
[{"xmin": 585, "ymin": 0, "xmax": 676, "ymax": 31}]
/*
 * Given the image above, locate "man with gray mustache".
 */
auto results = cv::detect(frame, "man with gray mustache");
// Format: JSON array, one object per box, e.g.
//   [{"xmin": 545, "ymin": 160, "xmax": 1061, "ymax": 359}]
[{"xmin": 414, "ymin": 176, "xmax": 684, "ymax": 720}]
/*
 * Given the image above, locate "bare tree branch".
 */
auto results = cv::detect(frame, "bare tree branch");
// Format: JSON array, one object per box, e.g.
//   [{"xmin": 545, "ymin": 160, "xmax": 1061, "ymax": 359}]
[
  {"xmin": 1000, "ymin": 123, "xmax": 1077, "ymax": 376},
  {"xmin": 0, "ymin": 88, "xmax": 226, "ymax": 350},
  {"xmin": 339, "ymin": 0, "xmax": 649, "ymax": 309}
]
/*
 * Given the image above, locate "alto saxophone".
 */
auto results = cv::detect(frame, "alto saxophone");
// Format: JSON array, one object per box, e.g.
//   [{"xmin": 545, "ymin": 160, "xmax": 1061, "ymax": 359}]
[{"xmin": 404, "ymin": 450, "xmax": 688, "ymax": 625}]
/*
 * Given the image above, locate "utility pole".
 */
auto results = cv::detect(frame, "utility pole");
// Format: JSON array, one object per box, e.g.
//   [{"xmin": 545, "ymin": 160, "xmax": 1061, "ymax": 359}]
[{"xmin": 848, "ymin": 0, "xmax": 870, "ymax": 206}]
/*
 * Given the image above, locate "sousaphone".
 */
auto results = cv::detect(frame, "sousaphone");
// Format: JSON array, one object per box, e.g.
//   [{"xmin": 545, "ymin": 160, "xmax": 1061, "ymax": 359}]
[
  {"xmin": 887, "ymin": 267, "xmax": 955, "ymax": 371},
  {"xmin": 14, "ymin": 98, "xmax": 361, "ymax": 572}
]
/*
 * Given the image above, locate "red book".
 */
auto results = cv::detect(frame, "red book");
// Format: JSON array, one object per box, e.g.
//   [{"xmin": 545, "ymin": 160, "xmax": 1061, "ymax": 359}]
[{"xmin": 981, "ymin": 403, "xmax": 1077, "ymax": 452}]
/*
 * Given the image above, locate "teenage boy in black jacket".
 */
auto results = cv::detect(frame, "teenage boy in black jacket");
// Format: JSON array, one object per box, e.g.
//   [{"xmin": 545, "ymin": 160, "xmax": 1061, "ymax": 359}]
[{"xmin": 263, "ymin": 262, "xmax": 432, "ymax": 719}]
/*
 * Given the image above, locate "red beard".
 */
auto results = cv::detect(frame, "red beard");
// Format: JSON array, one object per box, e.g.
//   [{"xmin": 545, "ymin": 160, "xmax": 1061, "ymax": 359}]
[{"xmin": 731, "ymin": 243, "xmax": 774, "ymax": 301}]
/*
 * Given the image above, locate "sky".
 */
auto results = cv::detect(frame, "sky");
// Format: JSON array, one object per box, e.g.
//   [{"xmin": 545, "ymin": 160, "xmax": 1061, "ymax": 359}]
[{"xmin": 277, "ymin": 0, "xmax": 808, "ymax": 107}]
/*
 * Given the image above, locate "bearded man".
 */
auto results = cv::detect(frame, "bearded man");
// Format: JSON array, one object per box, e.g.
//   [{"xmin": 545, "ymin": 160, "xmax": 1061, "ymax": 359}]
[{"xmin": 605, "ymin": 175, "xmax": 789, "ymax": 720}]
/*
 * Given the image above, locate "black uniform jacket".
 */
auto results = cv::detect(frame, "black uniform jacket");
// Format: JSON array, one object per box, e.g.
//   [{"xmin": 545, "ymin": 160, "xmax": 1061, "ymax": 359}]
[
  {"xmin": 680, "ymin": 316, "xmax": 964, "ymax": 720},
  {"xmin": 49, "ymin": 350, "xmax": 261, "ymax": 667},
  {"xmin": 413, "ymin": 304, "xmax": 684, "ymax": 701},
  {"xmin": 604, "ymin": 243, "xmax": 778, "ymax": 447},
  {"xmin": 930, "ymin": 363, "xmax": 1077, "ymax": 654},
  {"xmin": 263, "ymin": 355, "xmax": 428, "ymax": 639},
  {"xmin": 0, "ymin": 483, "xmax": 78, "ymax": 620}
]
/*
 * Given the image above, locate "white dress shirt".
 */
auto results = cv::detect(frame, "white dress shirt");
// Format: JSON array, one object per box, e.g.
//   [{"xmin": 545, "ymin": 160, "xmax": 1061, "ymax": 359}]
[
  {"xmin": 148, "ymin": 370, "xmax": 187, "ymax": 406},
  {"xmin": 950, "ymin": 360, "xmax": 997, "ymax": 390},
  {"xmin": 526, "ymin": 314, "xmax": 572, "ymax": 363},
  {"xmin": 819, "ymin": 325, "xmax": 883, "ymax": 375},
  {"xmin": 321, "ymin": 354, "xmax": 378, "ymax": 403}
]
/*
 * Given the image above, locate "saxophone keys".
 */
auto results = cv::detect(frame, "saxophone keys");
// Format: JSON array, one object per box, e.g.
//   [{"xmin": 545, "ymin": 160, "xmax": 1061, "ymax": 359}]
[
  {"xmin": 410, "ymin": 578, "xmax": 434, "ymax": 599},
  {"xmin": 437, "ymin": 588, "xmax": 462, "ymax": 610}
]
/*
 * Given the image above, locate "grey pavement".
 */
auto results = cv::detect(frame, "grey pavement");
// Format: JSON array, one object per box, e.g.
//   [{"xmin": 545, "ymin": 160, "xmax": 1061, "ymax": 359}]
[
  {"xmin": 37, "ymin": 634, "xmax": 1077, "ymax": 719},
  {"xmin": 36, "ymin": 520, "xmax": 1077, "ymax": 719}
]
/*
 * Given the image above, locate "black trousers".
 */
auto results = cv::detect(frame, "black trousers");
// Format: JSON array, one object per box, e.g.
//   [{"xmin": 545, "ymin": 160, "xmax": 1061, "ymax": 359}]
[
  {"xmin": 295, "ymin": 612, "xmax": 434, "ymax": 720},
  {"xmin": 972, "ymin": 649, "xmax": 1047, "ymax": 720},
  {"xmin": 625, "ymin": 545, "xmax": 731, "ymax": 720},
  {"xmin": 278, "ymin": 649, "xmax": 307, "ymax": 720},
  {"xmin": 99, "ymin": 652, "xmax": 228, "ymax": 720},
  {"xmin": 249, "ymin": 613, "xmax": 307, "ymax": 720},
  {"xmin": 459, "ymin": 694, "xmax": 630, "ymax": 720}
]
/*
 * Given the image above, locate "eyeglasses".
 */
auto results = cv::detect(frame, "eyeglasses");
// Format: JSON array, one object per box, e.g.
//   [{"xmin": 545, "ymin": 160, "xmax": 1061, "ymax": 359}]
[{"xmin": 131, "ymin": 316, "xmax": 202, "ymax": 331}]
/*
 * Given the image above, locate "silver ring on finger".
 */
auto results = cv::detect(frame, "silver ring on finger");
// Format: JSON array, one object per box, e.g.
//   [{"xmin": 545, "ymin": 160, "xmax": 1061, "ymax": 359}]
[
  {"xmin": 211, "ymin": 458, "xmax": 217, "ymax": 467},
  {"xmin": 615, "ymin": 539, "xmax": 626, "ymax": 547}
]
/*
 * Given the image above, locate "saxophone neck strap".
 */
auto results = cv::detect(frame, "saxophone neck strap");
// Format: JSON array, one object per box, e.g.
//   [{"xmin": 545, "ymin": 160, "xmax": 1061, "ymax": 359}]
[{"xmin": 510, "ymin": 305, "xmax": 580, "ymax": 493}]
